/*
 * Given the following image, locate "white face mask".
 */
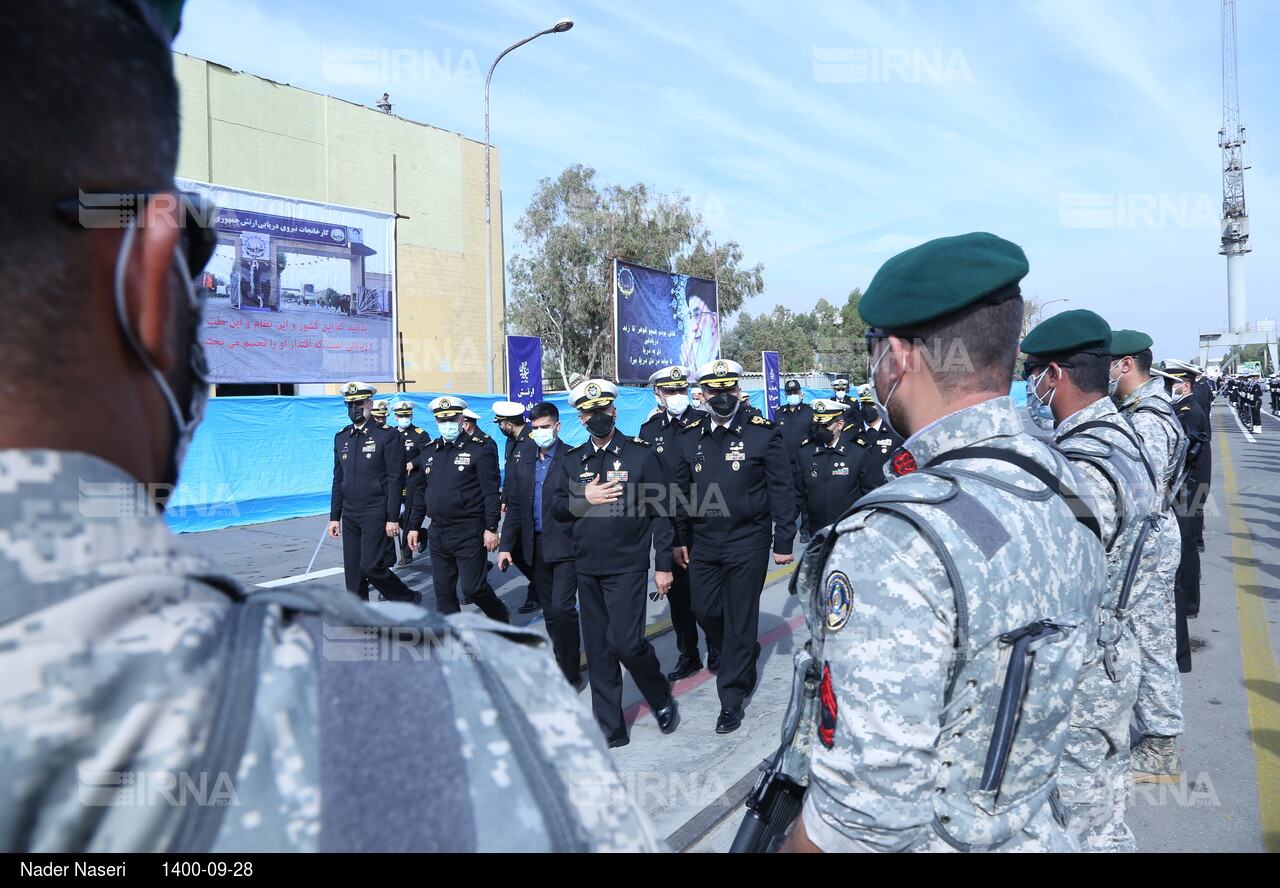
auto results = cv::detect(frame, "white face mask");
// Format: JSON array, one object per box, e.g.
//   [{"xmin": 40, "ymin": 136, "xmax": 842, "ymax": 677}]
[
  {"xmin": 1108, "ymin": 361, "xmax": 1123, "ymax": 399},
  {"xmin": 868, "ymin": 345, "xmax": 903, "ymax": 439},
  {"xmin": 113, "ymin": 224, "xmax": 209, "ymax": 494},
  {"xmin": 664, "ymin": 392, "xmax": 690, "ymax": 415},
  {"xmin": 1026, "ymin": 368, "xmax": 1056, "ymax": 430}
]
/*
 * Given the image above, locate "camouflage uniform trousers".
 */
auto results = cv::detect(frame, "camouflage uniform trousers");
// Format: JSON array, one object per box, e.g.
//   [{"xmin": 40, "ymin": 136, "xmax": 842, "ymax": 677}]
[
  {"xmin": 1058, "ymin": 630, "xmax": 1140, "ymax": 852},
  {"xmin": 1130, "ymin": 517, "xmax": 1184, "ymax": 738}
]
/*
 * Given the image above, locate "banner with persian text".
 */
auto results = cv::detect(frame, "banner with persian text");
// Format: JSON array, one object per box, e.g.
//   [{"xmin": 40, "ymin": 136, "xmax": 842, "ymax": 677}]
[
  {"xmin": 178, "ymin": 178, "xmax": 396, "ymax": 383},
  {"xmin": 762, "ymin": 351, "xmax": 781, "ymax": 419},
  {"xmin": 613, "ymin": 259, "xmax": 719, "ymax": 385},
  {"xmin": 506, "ymin": 335, "xmax": 543, "ymax": 411}
]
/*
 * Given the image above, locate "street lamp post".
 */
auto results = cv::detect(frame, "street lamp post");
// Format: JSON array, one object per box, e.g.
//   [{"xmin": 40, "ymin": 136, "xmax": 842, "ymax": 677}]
[{"xmin": 484, "ymin": 18, "xmax": 573, "ymax": 393}]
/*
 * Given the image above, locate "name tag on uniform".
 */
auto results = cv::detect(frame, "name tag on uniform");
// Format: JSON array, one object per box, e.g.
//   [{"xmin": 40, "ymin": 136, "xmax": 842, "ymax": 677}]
[{"xmin": 606, "ymin": 471, "xmax": 629, "ymax": 482}]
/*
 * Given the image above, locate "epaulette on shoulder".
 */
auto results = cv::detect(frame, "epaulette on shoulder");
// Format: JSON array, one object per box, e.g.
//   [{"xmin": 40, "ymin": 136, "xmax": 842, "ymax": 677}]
[
  {"xmin": 471, "ymin": 435, "xmax": 485, "ymax": 443},
  {"xmin": 683, "ymin": 418, "xmax": 703, "ymax": 429},
  {"xmin": 414, "ymin": 426, "xmax": 424, "ymax": 434},
  {"xmin": 632, "ymin": 436, "xmax": 651, "ymax": 446},
  {"xmin": 800, "ymin": 438, "xmax": 812, "ymax": 447},
  {"xmin": 565, "ymin": 443, "xmax": 584, "ymax": 454},
  {"xmin": 750, "ymin": 415, "xmax": 773, "ymax": 427},
  {"xmin": 1179, "ymin": 406, "xmax": 1191, "ymax": 412}
]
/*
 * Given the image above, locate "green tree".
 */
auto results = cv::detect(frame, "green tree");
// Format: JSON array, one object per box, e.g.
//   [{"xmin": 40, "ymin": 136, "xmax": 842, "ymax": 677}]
[
  {"xmin": 507, "ymin": 164, "xmax": 765, "ymax": 389},
  {"xmin": 722, "ymin": 306, "xmax": 813, "ymax": 372},
  {"xmin": 811, "ymin": 288, "xmax": 868, "ymax": 381}
]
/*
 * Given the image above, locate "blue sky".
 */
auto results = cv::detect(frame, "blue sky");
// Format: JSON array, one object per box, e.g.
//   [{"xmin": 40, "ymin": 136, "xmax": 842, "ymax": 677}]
[{"xmin": 174, "ymin": 0, "xmax": 1280, "ymax": 366}]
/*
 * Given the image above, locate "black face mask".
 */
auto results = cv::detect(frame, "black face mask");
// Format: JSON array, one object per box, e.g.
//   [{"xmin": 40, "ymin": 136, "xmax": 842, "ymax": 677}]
[
  {"xmin": 861, "ymin": 403, "xmax": 879, "ymax": 425},
  {"xmin": 707, "ymin": 391, "xmax": 738, "ymax": 416},
  {"xmin": 348, "ymin": 403, "xmax": 367, "ymax": 424},
  {"xmin": 812, "ymin": 423, "xmax": 837, "ymax": 445},
  {"xmin": 585, "ymin": 412, "xmax": 615, "ymax": 438}
]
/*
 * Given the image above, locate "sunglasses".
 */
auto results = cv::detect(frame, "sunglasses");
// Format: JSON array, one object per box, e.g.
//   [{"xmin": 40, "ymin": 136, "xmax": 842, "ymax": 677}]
[{"xmin": 55, "ymin": 189, "xmax": 219, "ymax": 278}]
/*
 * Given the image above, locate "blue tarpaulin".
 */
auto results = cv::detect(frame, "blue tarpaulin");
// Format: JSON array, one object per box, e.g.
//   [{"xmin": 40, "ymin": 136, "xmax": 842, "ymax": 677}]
[{"xmin": 165, "ymin": 384, "xmax": 1027, "ymax": 533}]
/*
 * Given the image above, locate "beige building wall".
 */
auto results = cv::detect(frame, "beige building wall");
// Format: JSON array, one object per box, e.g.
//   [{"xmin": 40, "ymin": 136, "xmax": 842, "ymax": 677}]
[{"xmin": 173, "ymin": 53, "xmax": 504, "ymax": 395}]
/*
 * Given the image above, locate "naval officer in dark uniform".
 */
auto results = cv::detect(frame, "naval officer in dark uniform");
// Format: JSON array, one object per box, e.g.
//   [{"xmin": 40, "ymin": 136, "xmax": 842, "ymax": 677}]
[
  {"xmin": 391, "ymin": 399, "xmax": 431, "ymax": 566},
  {"xmin": 795, "ymin": 398, "xmax": 871, "ymax": 533},
  {"xmin": 552, "ymin": 378, "xmax": 679, "ymax": 747},
  {"xmin": 494, "ymin": 400, "xmax": 540, "ymax": 615},
  {"xmin": 1165, "ymin": 363, "xmax": 1209, "ymax": 637},
  {"xmin": 852, "ymin": 387, "xmax": 904, "ymax": 498},
  {"xmin": 672, "ymin": 359, "xmax": 797, "ymax": 734},
  {"xmin": 406, "ymin": 396, "xmax": 510, "ymax": 623},
  {"xmin": 328, "ymin": 381, "xmax": 419, "ymax": 604},
  {"xmin": 639, "ymin": 365, "xmax": 719, "ymax": 680},
  {"xmin": 776, "ymin": 378, "xmax": 814, "ymax": 541}
]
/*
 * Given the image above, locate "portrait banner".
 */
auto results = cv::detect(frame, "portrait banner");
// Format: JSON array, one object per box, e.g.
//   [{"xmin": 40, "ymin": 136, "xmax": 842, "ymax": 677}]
[{"xmin": 613, "ymin": 259, "xmax": 718, "ymax": 385}]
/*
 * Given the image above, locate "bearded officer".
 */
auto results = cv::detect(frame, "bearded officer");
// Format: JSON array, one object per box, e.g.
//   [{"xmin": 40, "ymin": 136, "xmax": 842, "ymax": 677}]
[
  {"xmin": 328, "ymin": 382, "xmax": 419, "ymax": 604},
  {"xmin": 406, "ymin": 397, "xmax": 510, "ymax": 623},
  {"xmin": 640, "ymin": 366, "xmax": 719, "ymax": 680},
  {"xmin": 782, "ymin": 232, "xmax": 1105, "ymax": 853},
  {"xmin": 551, "ymin": 378, "xmax": 679, "ymax": 747},
  {"xmin": 672, "ymin": 359, "xmax": 797, "ymax": 734},
  {"xmin": 1023, "ymin": 310, "xmax": 1158, "ymax": 852}
]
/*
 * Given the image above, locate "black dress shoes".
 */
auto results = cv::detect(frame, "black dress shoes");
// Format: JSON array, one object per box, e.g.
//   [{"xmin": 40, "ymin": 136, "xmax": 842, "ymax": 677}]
[
  {"xmin": 666, "ymin": 655, "xmax": 703, "ymax": 682},
  {"xmin": 518, "ymin": 597, "xmax": 542, "ymax": 614},
  {"xmin": 607, "ymin": 735, "xmax": 629, "ymax": 749},
  {"xmin": 654, "ymin": 699, "xmax": 680, "ymax": 734},
  {"xmin": 706, "ymin": 646, "xmax": 721, "ymax": 674},
  {"xmin": 715, "ymin": 705, "xmax": 744, "ymax": 734}
]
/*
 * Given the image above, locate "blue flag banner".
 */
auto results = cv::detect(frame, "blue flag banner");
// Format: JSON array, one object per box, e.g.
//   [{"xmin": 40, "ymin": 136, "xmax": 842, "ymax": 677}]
[
  {"xmin": 762, "ymin": 351, "xmax": 781, "ymax": 419},
  {"xmin": 613, "ymin": 258, "xmax": 719, "ymax": 385},
  {"xmin": 506, "ymin": 335, "xmax": 543, "ymax": 411}
]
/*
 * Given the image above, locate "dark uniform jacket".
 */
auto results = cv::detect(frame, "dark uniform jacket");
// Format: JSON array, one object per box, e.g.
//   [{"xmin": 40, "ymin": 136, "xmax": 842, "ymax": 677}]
[
  {"xmin": 500, "ymin": 439, "xmax": 575, "ymax": 564},
  {"xmin": 500, "ymin": 425, "xmax": 533, "ymax": 505},
  {"xmin": 330, "ymin": 422, "xmax": 405, "ymax": 522},
  {"xmin": 672, "ymin": 408, "xmax": 798, "ymax": 555},
  {"xmin": 1174, "ymin": 395, "xmax": 1211, "ymax": 495},
  {"xmin": 396, "ymin": 424, "xmax": 433, "ymax": 463},
  {"xmin": 638, "ymin": 405, "xmax": 702, "ymax": 481},
  {"xmin": 551, "ymin": 433, "xmax": 675, "ymax": 576},
  {"xmin": 796, "ymin": 431, "xmax": 871, "ymax": 532},
  {"xmin": 774, "ymin": 402, "xmax": 814, "ymax": 461},
  {"xmin": 853, "ymin": 422, "xmax": 904, "ymax": 497},
  {"xmin": 406, "ymin": 434, "xmax": 501, "ymax": 531}
]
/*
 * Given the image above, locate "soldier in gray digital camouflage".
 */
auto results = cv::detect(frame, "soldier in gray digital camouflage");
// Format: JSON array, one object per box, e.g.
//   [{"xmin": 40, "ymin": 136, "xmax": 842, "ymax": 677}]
[
  {"xmin": 0, "ymin": 0, "xmax": 662, "ymax": 853},
  {"xmin": 1022, "ymin": 310, "xmax": 1160, "ymax": 852},
  {"xmin": 1109, "ymin": 330, "xmax": 1188, "ymax": 785},
  {"xmin": 781, "ymin": 232, "xmax": 1107, "ymax": 853}
]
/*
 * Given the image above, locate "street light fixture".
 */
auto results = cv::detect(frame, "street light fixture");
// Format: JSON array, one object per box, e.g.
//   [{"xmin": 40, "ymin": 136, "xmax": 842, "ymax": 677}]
[{"xmin": 483, "ymin": 19, "xmax": 574, "ymax": 393}]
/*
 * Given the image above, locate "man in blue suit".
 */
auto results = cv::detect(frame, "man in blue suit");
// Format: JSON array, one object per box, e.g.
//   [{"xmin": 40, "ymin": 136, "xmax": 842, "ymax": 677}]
[{"xmin": 498, "ymin": 402, "xmax": 582, "ymax": 688}]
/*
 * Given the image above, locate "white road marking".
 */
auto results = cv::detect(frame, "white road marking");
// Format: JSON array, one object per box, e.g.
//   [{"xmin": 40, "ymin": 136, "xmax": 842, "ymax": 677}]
[
  {"xmin": 257, "ymin": 566, "xmax": 344, "ymax": 588},
  {"xmin": 1225, "ymin": 400, "xmax": 1257, "ymax": 443}
]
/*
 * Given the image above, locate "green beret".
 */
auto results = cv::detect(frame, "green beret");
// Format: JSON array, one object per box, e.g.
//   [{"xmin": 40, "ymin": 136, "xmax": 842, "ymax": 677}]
[
  {"xmin": 859, "ymin": 232, "xmax": 1029, "ymax": 330},
  {"xmin": 1109, "ymin": 329, "xmax": 1154, "ymax": 357},
  {"xmin": 1021, "ymin": 309, "xmax": 1112, "ymax": 357}
]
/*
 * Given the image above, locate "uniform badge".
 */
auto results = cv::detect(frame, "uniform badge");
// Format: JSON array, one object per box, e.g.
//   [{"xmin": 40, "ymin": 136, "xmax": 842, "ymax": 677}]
[
  {"xmin": 731, "ymin": 461, "xmax": 740, "ymax": 471},
  {"xmin": 656, "ymin": 445, "xmax": 664, "ymax": 453},
  {"xmin": 342, "ymin": 454, "xmax": 348, "ymax": 460},
  {"xmin": 713, "ymin": 360, "xmax": 728, "ymax": 377},
  {"xmin": 824, "ymin": 570, "xmax": 853, "ymax": 631},
  {"xmin": 890, "ymin": 448, "xmax": 917, "ymax": 476},
  {"xmin": 613, "ymin": 460, "xmax": 621, "ymax": 471},
  {"xmin": 586, "ymin": 382, "xmax": 601, "ymax": 400},
  {"xmin": 694, "ymin": 463, "xmax": 702, "ymax": 473},
  {"xmin": 810, "ymin": 469, "xmax": 817, "ymax": 477},
  {"xmin": 606, "ymin": 471, "xmax": 628, "ymax": 482}
]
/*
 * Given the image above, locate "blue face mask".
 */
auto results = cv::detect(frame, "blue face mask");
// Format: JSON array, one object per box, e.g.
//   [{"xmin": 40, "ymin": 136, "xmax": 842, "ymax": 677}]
[
  {"xmin": 786, "ymin": 393, "xmax": 802, "ymax": 406},
  {"xmin": 396, "ymin": 417, "xmax": 412, "ymax": 428},
  {"xmin": 437, "ymin": 421, "xmax": 460, "ymax": 441},
  {"xmin": 530, "ymin": 428, "xmax": 557, "ymax": 449}
]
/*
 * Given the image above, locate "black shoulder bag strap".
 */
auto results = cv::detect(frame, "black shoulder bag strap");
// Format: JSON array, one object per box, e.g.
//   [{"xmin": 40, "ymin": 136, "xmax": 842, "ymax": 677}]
[{"xmin": 925, "ymin": 446, "xmax": 1103, "ymax": 542}]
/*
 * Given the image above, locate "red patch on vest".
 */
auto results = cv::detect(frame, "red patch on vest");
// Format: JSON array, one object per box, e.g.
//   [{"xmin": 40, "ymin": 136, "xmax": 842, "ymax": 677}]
[
  {"xmin": 819, "ymin": 662, "xmax": 837, "ymax": 749},
  {"xmin": 890, "ymin": 448, "xmax": 918, "ymax": 476}
]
